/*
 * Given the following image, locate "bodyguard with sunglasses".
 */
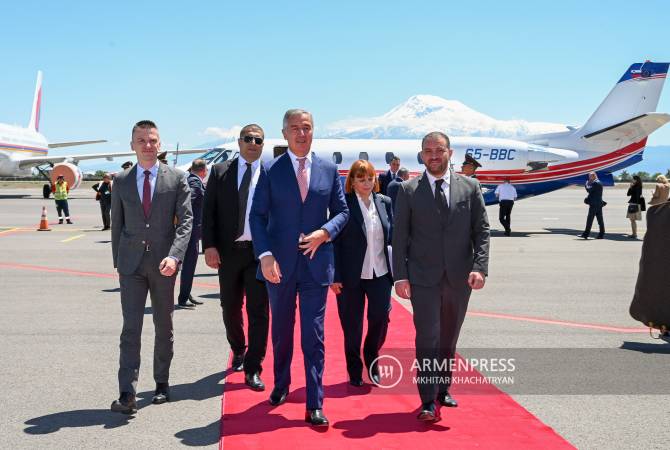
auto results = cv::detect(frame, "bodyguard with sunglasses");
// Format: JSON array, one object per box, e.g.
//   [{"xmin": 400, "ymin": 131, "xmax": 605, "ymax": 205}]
[{"xmin": 202, "ymin": 124, "xmax": 269, "ymax": 391}]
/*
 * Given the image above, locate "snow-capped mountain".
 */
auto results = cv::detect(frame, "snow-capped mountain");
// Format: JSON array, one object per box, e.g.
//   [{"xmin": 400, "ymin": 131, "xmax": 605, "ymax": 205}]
[{"xmin": 322, "ymin": 95, "xmax": 567, "ymax": 139}]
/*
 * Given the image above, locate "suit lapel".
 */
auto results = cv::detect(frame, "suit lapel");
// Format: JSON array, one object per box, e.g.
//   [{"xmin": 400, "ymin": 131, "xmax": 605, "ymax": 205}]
[
  {"xmin": 447, "ymin": 172, "xmax": 462, "ymax": 224},
  {"xmin": 348, "ymin": 193, "xmax": 367, "ymax": 240},
  {"xmin": 228, "ymin": 158, "xmax": 240, "ymax": 215},
  {"xmin": 150, "ymin": 163, "xmax": 168, "ymax": 220},
  {"xmin": 373, "ymin": 193, "xmax": 389, "ymax": 242},
  {"xmin": 278, "ymin": 152, "xmax": 302, "ymax": 203},
  {"xmin": 417, "ymin": 172, "xmax": 434, "ymax": 210},
  {"xmin": 306, "ymin": 153, "xmax": 322, "ymax": 203}
]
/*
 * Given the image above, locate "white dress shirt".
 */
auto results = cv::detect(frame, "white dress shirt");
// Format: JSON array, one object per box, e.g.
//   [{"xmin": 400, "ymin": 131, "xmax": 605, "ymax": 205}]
[
  {"xmin": 135, "ymin": 161, "xmax": 159, "ymax": 202},
  {"xmin": 286, "ymin": 148, "xmax": 312, "ymax": 187},
  {"xmin": 425, "ymin": 169, "xmax": 451, "ymax": 207},
  {"xmin": 495, "ymin": 183, "xmax": 517, "ymax": 201},
  {"xmin": 356, "ymin": 193, "xmax": 388, "ymax": 279},
  {"xmin": 235, "ymin": 156, "xmax": 262, "ymax": 242}
]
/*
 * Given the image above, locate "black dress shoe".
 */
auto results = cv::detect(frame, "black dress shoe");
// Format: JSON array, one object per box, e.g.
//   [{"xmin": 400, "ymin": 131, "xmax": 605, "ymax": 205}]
[
  {"xmin": 596, "ymin": 234, "xmax": 604, "ymax": 239},
  {"xmin": 368, "ymin": 367, "xmax": 381, "ymax": 386},
  {"xmin": 187, "ymin": 295, "xmax": 203, "ymax": 305},
  {"xmin": 231, "ymin": 353, "xmax": 245, "ymax": 372},
  {"xmin": 111, "ymin": 392, "xmax": 137, "ymax": 414},
  {"xmin": 417, "ymin": 401, "xmax": 441, "ymax": 422},
  {"xmin": 305, "ymin": 409, "xmax": 329, "ymax": 427},
  {"xmin": 152, "ymin": 382, "xmax": 170, "ymax": 404},
  {"xmin": 268, "ymin": 387, "xmax": 288, "ymax": 406},
  {"xmin": 176, "ymin": 302, "xmax": 195, "ymax": 309},
  {"xmin": 245, "ymin": 372, "xmax": 265, "ymax": 391},
  {"xmin": 437, "ymin": 391, "xmax": 458, "ymax": 407},
  {"xmin": 349, "ymin": 378, "xmax": 364, "ymax": 387}
]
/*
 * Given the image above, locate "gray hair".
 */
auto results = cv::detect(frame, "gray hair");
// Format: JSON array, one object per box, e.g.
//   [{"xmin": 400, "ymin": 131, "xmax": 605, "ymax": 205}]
[
  {"xmin": 190, "ymin": 159, "xmax": 207, "ymax": 172},
  {"xmin": 421, "ymin": 131, "xmax": 450, "ymax": 149},
  {"xmin": 283, "ymin": 109, "xmax": 313, "ymax": 130},
  {"xmin": 397, "ymin": 167, "xmax": 410, "ymax": 178}
]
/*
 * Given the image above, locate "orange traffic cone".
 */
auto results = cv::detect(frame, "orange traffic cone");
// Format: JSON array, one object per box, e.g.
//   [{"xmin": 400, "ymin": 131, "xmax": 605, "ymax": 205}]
[{"xmin": 37, "ymin": 206, "xmax": 51, "ymax": 231}]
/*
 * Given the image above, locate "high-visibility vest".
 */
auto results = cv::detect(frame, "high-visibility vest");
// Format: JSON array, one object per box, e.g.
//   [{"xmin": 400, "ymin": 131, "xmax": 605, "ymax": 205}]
[{"xmin": 54, "ymin": 182, "xmax": 69, "ymax": 200}]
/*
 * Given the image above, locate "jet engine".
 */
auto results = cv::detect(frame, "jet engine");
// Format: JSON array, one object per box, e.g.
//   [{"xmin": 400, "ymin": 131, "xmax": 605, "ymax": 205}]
[{"xmin": 50, "ymin": 162, "xmax": 83, "ymax": 190}]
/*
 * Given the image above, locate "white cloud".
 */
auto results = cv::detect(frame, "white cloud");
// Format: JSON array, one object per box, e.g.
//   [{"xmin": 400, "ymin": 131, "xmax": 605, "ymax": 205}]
[{"xmin": 202, "ymin": 125, "xmax": 243, "ymax": 141}]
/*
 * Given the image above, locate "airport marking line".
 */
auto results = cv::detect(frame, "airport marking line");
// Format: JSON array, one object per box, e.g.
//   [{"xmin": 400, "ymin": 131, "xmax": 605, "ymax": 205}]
[
  {"xmin": 61, "ymin": 234, "xmax": 85, "ymax": 243},
  {"xmin": 0, "ymin": 227, "xmax": 22, "ymax": 236}
]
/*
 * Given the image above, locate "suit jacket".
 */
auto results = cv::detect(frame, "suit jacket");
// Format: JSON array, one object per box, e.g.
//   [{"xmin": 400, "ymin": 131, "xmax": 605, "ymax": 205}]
[
  {"xmin": 202, "ymin": 158, "xmax": 247, "ymax": 258},
  {"xmin": 249, "ymin": 152, "xmax": 349, "ymax": 286},
  {"xmin": 111, "ymin": 163, "xmax": 193, "ymax": 275},
  {"xmin": 186, "ymin": 172, "xmax": 205, "ymax": 240},
  {"xmin": 585, "ymin": 180, "xmax": 604, "ymax": 208},
  {"xmin": 386, "ymin": 176, "xmax": 403, "ymax": 209},
  {"xmin": 379, "ymin": 170, "xmax": 395, "ymax": 195},
  {"xmin": 392, "ymin": 171, "xmax": 490, "ymax": 287},
  {"xmin": 334, "ymin": 192, "xmax": 393, "ymax": 287}
]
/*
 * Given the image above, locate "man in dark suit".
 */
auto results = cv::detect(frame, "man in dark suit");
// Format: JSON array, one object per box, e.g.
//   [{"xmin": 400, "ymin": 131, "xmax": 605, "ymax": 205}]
[
  {"xmin": 110, "ymin": 120, "xmax": 193, "ymax": 414},
  {"xmin": 177, "ymin": 159, "xmax": 207, "ymax": 308},
  {"xmin": 379, "ymin": 156, "xmax": 401, "ymax": 195},
  {"xmin": 331, "ymin": 161, "xmax": 394, "ymax": 387},
  {"xmin": 250, "ymin": 109, "xmax": 349, "ymax": 427},
  {"xmin": 386, "ymin": 167, "xmax": 409, "ymax": 211},
  {"xmin": 393, "ymin": 131, "xmax": 490, "ymax": 422},
  {"xmin": 202, "ymin": 124, "xmax": 269, "ymax": 391},
  {"xmin": 581, "ymin": 171, "xmax": 606, "ymax": 239}
]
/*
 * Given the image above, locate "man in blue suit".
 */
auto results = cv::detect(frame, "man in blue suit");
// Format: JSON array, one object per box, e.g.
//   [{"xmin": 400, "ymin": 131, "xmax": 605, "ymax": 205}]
[
  {"xmin": 580, "ymin": 171, "xmax": 606, "ymax": 239},
  {"xmin": 250, "ymin": 109, "xmax": 349, "ymax": 428}
]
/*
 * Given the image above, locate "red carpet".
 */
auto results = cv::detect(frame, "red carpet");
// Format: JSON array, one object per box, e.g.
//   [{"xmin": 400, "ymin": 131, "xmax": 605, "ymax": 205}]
[{"xmin": 220, "ymin": 293, "xmax": 574, "ymax": 449}]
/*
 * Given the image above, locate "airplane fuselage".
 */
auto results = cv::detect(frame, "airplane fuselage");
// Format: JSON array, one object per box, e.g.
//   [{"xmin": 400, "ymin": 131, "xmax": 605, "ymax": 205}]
[{"xmin": 0, "ymin": 124, "xmax": 48, "ymax": 176}]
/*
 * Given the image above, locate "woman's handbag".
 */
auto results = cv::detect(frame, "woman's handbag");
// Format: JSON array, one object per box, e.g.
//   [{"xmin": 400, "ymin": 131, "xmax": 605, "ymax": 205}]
[
  {"xmin": 639, "ymin": 196, "xmax": 646, "ymax": 211},
  {"xmin": 627, "ymin": 203, "xmax": 639, "ymax": 214}
]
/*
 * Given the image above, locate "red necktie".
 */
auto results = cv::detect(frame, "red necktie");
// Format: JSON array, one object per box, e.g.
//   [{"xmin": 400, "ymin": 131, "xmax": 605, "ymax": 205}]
[{"xmin": 142, "ymin": 170, "xmax": 152, "ymax": 218}]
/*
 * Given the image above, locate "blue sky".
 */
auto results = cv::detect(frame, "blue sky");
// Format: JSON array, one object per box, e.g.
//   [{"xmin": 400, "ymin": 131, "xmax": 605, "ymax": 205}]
[{"xmin": 3, "ymin": 0, "xmax": 670, "ymax": 160}]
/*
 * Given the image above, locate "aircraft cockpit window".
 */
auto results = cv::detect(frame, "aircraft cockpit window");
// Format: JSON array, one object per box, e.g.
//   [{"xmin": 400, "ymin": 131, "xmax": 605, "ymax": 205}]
[
  {"xmin": 385, "ymin": 152, "xmax": 395, "ymax": 164},
  {"xmin": 332, "ymin": 152, "xmax": 342, "ymax": 164},
  {"xmin": 200, "ymin": 149, "xmax": 223, "ymax": 163},
  {"xmin": 358, "ymin": 152, "xmax": 369, "ymax": 161},
  {"xmin": 213, "ymin": 150, "xmax": 232, "ymax": 163}
]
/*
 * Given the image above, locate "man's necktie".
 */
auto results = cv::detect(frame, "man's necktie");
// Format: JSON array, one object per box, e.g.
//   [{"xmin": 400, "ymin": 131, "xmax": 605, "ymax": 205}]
[
  {"xmin": 297, "ymin": 157, "xmax": 308, "ymax": 202},
  {"xmin": 142, "ymin": 170, "xmax": 152, "ymax": 218},
  {"xmin": 434, "ymin": 179, "xmax": 448, "ymax": 214},
  {"xmin": 237, "ymin": 162, "xmax": 252, "ymax": 238}
]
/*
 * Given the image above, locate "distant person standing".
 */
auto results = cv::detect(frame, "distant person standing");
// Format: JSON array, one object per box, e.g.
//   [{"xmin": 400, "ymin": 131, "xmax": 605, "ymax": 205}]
[
  {"xmin": 386, "ymin": 167, "xmax": 410, "ymax": 210},
  {"xmin": 379, "ymin": 156, "xmax": 401, "ymax": 195},
  {"xmin": 581, "ymin": 171, "xmax": 605, "ymax": 239},
  {"xmin": 648, "ymin": 174, "xmax": 670, "ymax": 207},
  {"xmin": 461, "ymin": 154, "xmax": 482, "ymax": 178},
  {"xmin": 626, "ymin": 175, "xmax": 644, "ymax": 239},
  {"xmin": 110, "ymin": 120, "xmax": 192, "ymax": 415},
  {"xmin": 121, "ymin": 161, "xmax": 134, "ymax": 171},
  {"xmin": 177, "ymin": 159, "xmax": 207, "ymax": 309},
  {"xmin": 495, "ymin": 178, "xmax": 517, "ymax": 236},
  {"xmin": 92, "ymin": 174, "xmax": 113, "ymax": 230},
  {"xmin": 52, "ymin": 175, "xmax": 72, "ymax": 224}
]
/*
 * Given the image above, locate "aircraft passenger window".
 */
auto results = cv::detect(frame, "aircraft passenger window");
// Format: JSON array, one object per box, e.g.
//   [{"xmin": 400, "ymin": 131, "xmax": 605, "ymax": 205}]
[
  {"xmin": 385, "ymin": 152, "xmax": 395, "ymax": 164},
  {"xmin": 274, "ymin": 146, "xmax": 288, "ymax": 158},
  {"xmin": 358, "ymin": 152, "xmax": 369, "ymax": 161},
  {"xmin": 417, "ymin": 152, "xmax": 424, "ymax": 165},
  {"xmin": 332, "ymin": 152, "xmax": 342, "ymax": 164}
]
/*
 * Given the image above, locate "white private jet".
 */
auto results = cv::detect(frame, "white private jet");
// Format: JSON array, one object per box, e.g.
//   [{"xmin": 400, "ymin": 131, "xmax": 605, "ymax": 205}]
[
  {"xmin": 0, "ymin": 71, "xmax": 205, "ymax": 198},
  {"xmin": 188, "ymin": 61, "xmax": 669, "ymax": 205}
]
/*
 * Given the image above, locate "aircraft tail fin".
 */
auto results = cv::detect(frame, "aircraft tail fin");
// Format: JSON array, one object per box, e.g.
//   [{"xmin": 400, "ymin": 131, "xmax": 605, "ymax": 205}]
[
  {"xmin": 580, "ymin": 61, "xmax": 669, "ymax": 137},
  {"xmin": 28, "ymin": 71, "xmax": 43, "ymax": 133}
]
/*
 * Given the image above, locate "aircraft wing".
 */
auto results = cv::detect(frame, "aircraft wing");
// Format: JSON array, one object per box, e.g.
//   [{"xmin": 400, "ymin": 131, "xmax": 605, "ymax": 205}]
[
  {"xmin": 582, "ymin": 113, "xmax": 670, "ymax": 145},
  {"xmin": 17, "ymin": 148, "xmax": 206, "ymax": 169}
]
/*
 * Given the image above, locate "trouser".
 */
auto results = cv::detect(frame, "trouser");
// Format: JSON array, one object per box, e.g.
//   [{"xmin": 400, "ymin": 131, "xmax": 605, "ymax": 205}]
[
  {"xmin": 100, "ymin": 201, "xmax": 111, "ymax": 228},
  {"xmin": 336, "ymin": 275, "xmax": 392, "ymax": 380},
  {"xmin": 178, "ymin": 233, "xmax": 200, "ymax": 304},
  {"xmin": 584, "ymin": 206, "xmax": 605, "ymax": 236},
  {"xmin": 410, "ymin": 274, "xmax": 471, "ymax": 404},
  {"xmin": 219, "ymin": 245, "xmax": 269, "ymax": 375},
  {"xmin": 499, "ymin": 200, "xmax": 514, "ymax": 233},
  {"xmin": 118, "ymin": 252, "xmax": 176, "ymax": 395},
  {"xmin": 266, "ymin": 254, "xmax": 327, "ymax": 410},
  {"xmin": 55, "ymin": 199, "xmax": 70, "ymax": 220}
]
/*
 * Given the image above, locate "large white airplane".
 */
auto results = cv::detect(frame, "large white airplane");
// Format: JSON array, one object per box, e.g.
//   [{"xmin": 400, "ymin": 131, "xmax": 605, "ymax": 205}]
[
  {"xmin": 191, "ymin": 61, "xmax": 669, "ymax": 205},
  {"xmin": 0, "ymin": 71, "xmax": 203, "ymax": 198}
]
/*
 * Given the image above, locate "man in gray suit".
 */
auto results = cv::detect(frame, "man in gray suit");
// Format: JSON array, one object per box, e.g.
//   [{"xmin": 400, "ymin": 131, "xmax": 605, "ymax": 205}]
[
  {"xmin": 393, "ymin": 131, "xmax": 489, "ymax": 422},
  {"xmin": 110, "ymin": 120, "xmax": 193, "ymax": 414}
]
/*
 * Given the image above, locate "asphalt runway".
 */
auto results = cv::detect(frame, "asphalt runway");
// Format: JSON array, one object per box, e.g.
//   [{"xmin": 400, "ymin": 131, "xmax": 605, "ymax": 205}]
[{"xmin": 0, "ymin": 184, "xmax": 668, "ymax": 449}]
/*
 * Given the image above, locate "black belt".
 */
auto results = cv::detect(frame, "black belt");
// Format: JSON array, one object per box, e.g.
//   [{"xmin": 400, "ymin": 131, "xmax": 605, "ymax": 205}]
[{"xmin": 232, "ymin": 241, "xmax": 252, "ymax": 249}]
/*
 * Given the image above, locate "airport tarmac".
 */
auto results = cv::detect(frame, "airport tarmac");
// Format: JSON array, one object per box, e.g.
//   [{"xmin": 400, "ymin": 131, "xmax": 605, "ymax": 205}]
[{"xmin": 0, "ymin": 184, "xmax": 668, "ymax": 449}]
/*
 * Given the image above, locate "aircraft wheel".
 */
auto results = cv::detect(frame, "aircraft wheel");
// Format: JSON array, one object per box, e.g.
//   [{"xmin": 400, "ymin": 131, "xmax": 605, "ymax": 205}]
[{"xmin": 42, "ymin": 183, "xmax": 51, "ymax": 199}]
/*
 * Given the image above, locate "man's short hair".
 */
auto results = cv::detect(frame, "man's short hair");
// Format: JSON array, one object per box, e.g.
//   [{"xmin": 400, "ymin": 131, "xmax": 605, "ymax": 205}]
[
  {"xmin": 240, "ymin": 124, "xmax": 264, "ymax": 138},
  {"xmin": 190, "ymin": 159, "xmax": 207, "ymax": 172},
  {"xmin": 390, "ymin": 156, "xmax": 400, "ymax": 163},
  {"xmin": 282, "ymin": 109, "xmax": 313, "ymax": 130},
  {"xmin": 421, "ymin": 131, "xmax": 450, "ymax": 149},
  {"xmin": 132, "ymin": 120, "xmax": 158, "ymax": 137},
  {"xmin": 397, "ymin": 167, "xmax": 410, "ymax": 178},
  {"xmin": 121, "ymin": 161, "xmax": 133, "ymax": 169}
]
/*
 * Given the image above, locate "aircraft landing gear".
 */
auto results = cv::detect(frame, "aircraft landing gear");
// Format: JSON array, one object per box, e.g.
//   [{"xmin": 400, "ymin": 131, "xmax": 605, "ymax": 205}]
[{"xmin": 43, "ymin": 183, "xmax": 51, "ymax": 199}]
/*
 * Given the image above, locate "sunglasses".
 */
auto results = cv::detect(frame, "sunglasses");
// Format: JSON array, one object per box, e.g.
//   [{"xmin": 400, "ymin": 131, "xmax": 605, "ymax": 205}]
[{"xmin": 242, "ymin": 136, "xmax": 264, "ymax": 145}]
